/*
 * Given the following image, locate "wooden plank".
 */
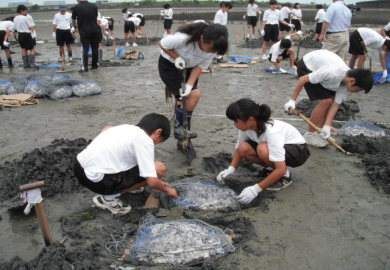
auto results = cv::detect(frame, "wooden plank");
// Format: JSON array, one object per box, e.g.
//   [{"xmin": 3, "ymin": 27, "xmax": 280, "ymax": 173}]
[{"xmin": 144, "ymin": 189, "xmax": 160, "ymax": 209}]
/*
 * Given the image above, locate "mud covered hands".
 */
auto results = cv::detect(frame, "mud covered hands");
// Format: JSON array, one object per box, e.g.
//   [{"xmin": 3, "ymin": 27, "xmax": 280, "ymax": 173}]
[
  {"xmin": 217, "ymin": 166, "xmax": 235, "ymax": 184},
  {"xmin": 237, "ymin": 184, "xmax": 262, "ymax": 204}
]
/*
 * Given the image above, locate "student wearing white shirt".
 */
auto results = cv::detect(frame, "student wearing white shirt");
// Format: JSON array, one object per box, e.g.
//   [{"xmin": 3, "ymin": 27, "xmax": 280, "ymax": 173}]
[
  {"xmin": 134, "ymin": 13, "xmax": 145, "ymax": 36},
  {"xmin": 124, "ymin": 14, "xmax": 141, "ymax": 46},
  {"xmin": 245, "ymin": 0, "xmax": 262, "ymax": 40},
  {"xmin": 213, "ymin": 1, "xmax": 232, "ymax": 63},
  {"xmin": 268, "ymin": 31, "xmax": 302, "ymax": 72},
  {"xmin": 313, "ymin": 5, "xmax": 326, "ymax": 41},
  {"xmin": 380, "ymin": 22, "xmax": 390, "ymax": 40},
  {"xmin": 284, "ymin": 50, "xmax": 374, "ymax": 147},
  {"xmin": 348, "ymin": 28, "xmax": 390, "ymax": 80},
  {"xmin": 74, "ymin": 113, "xmax": 178, "ymax": 215},
  {"xmin": 290, "ymin": 3, "xmax": 302, "ymax": 32},
  {"xmin": 14, "ymin": 5, "xmax": 38, "ymax": 68},
  {"xmin": 0, "ymin": 18, "xmax": 15, "ymax": 68},
  {"xmin": 53, "ymin": 5, "xmax": 73, "ymax": 62},
  {"xmin": 122, "ymin": 8, "xmax": 130, "ymax": 21},
  {"xmin": 279, "ymin": 2, "xmax": 292, "ymax": 40},
  {"xmin": 163, "ymin": 4, "xmax": 173, "ymax": 36},
  {"xmin": 261, "ymin": 0, "xmax": 294, "ymax": 60},
  {"xmin": 217, "ymin": 99, "xmax": 310, "ymax": 204},
  {"xmin": 158, "ymin": 22, "xmax": 228, "ymax": 140}
]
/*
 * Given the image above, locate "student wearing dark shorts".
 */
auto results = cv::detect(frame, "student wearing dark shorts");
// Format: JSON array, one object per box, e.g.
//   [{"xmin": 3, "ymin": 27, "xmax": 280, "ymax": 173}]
[
  {"xmin": 245, "ymin": 0, "xmax": 261, "ymax": 40},
  {"xmin": 124, "ymin": 14, "xmax": 140, "ymax": 46},
  {"xmin": 0, "ymin": 17, "xmax": 15, "ymax": 68},
  {"xmin": 279, "ymin": 2, "xmax": 292, "ymax": 40},
  {"xmin": 52, "ymin": 5, "xmax": 73, "ymax": 62},
  {"xmin": 284, "ymin": 50, "xmax": 374, "ymax": 148},
  {"xmin": 134, "ymin": 13, "xmax": 145, "ymax": 36},
  {"xmin": 163, "ymin": 4, "xmax": 173, "ymax": 36},
  {"xmin": 290, "ymin": 3, "xmax": 302, "ymax": 32},
  {"xmin": 217, "ymin": 98, "xmax": 310, "ymax": 204},
  {"xmin": 313, "ymin": 5, "xmax": 325, "ymax": 41},
  {"xmin": 74, "ymin": 113, "xmax": 178, "ymax": 215}
]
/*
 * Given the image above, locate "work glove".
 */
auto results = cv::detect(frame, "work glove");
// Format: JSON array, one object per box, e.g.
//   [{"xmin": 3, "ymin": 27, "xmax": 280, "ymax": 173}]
[
  {"xmin": 175, "ymin": 56, "xmax": 186, "ymax": 70},
  {"xmin": 217, "ymin": 166, "xmax": 235, "ymax": 184},
  {"xmin": 52, "ymin": 32, "xmax": 56, "ymax": 39},
  {"xmin": 105, "ymin": 31, "xmax": 109, "ymax": 37},
  {"xmin": 320, "ymin": 125, "xmax": 331, "ymax": 139},
  {"xmin": 386, "ymin": 36, "xmax": 390, "ymax": 40},
  {"xmin": 382, "ymin": 70, "xmax": 388, "ymax": 79},
  {"xmin": 285, "ymin": 35, "xmax": 291, "ymax": 40},
  {"xmin": 71, "ymin": 26, "xmax": 75, "ymax": 33},
  {"xmin": 180, "ymin": 84, "xmax": 193, "ymax": 98},
  {"xmin": 258, "ymin": 11, "xmax": 262, "ymax": 15},
  {"xmin": 20, "ymin": 188, "xmax": 43, "ymax": 215},
  {"xmin": 160, "ymin": 10, "xmax": 165, "ymax": 16},
  {"xmin": 3, "ymin": 41, "xmax": 10, "ymax": 47},
  {"xmin": 297, "ymin": 30, "xmax": 303, "ymax": 38},
  {"xmin": 289, "ymin": 24, "xmax": 295, "ymax": 29},
  {"xmin": 110, "ymin": 36, "xmax": 114, "ymax": 40},
  {"xmin": 366, "ymin": 52, "xmax": 373, "ymax": 59},
  {"xmin": 237, "ymin": 184, "xmax": 262, "ymax": 204},
  {"xmin": 260, "ymin": 30, "xmax": 265, "ymax": 36},
  {"xmin": 31, "ymin": 31, "xmax": 36, "ymax": 38},
  {"xmin": 243, "ymin": 15, "xmax": 246, "ymax": 19},
  {"xmin": 284, "ymin": 99, "xmax": 296, "ymax": 113}
]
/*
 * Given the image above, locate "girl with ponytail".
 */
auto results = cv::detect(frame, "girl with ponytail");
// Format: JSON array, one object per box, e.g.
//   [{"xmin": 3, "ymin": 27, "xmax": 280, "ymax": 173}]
[{"xmin": 217, "ymin": 98, "xmax": 310, "ymax": 204}]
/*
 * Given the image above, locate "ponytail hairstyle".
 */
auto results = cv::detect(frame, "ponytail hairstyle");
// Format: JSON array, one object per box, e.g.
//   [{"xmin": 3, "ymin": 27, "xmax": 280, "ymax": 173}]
[
  {"xmin": 177, "ymin": 23, "xmax": 229, "ymax": 55},
  {"xmin": 226, "ymin": 98, "xmax": 273, "ymax": 136},
  {"xmin": 220, "ymin": 1, "xmax": 233, "ymax": 9}
]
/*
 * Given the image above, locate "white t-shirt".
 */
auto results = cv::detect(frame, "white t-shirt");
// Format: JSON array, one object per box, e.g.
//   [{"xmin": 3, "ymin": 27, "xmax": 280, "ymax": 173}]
[
  {"xmin": 77, "ymin": 125, "xmax": 157, "ymax": 182},
  {"xmin": 291, "ymin": 9, "xmax": 302, "ymax": 20},
  {"xmin": 280, "ymin": 6, "xmax": 291, "ymax": 19},
  {"xmin": 235, "ymin": 120, "xmax": 306, "ymax": 163},
  {"xmin": 0, "ymin": 21, "xmax": 15, "ymax": 32},
  {"xmin": 100, "ymin": 18, "xmax": 109, "ymax": 29},
  {"xmin": 164, "ymin": 9, "xmax": 173, "ymax": 19},
  {"xmin": 14, "ymin": 15, "xmax": 34, "ymax": 33},
  {"xmin": 315, "ymin": 9, "xmax": 326, "ymax": 23},
  {"xmin": 127, "ymin": 16, "xmax": 141, "ymax": 26},
  {"xmin": 303, "ymin": 50, "xmax": 350, "ymax": 104},
  {"xmin": 123, "ymin": 11, "xmax": 130, "ymax": 21},
  {"xmin": 269, "ymin": 41, "xmax": 285, "ymax": 62},
  {"xmin": 247, "ymin": 4, "xmax": 259, "ymax": 17},
  {"xmin": 357, "ymin": 28, "xmax": 386, "ymax": 54},
  {"xmin": 385, "ymin": 22, "xmax": 390, "ymax": 32},
  {"xmin": 160, "ymin": 32, "xmax": 215, "ymax": 70},
  {"xmin": 53, "ymin": 12, "xmax": 72, "ymax": 30},
  {"xmin": 214, "ymin": 9, "xmax": 228, "ymax": 25},
  {"xmin": 263, "ymin": 9, "xmax": 283, "ymax": 25}
]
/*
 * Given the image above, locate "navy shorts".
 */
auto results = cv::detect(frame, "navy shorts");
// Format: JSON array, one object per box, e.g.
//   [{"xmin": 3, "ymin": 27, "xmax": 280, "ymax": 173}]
[
  {"xmin": 264, "ymin": 24, "xmax": 279, "ymax": 42},
  {"xmin": 56, "ymin": 29, "xmax": 73, "ymax": 46},
  {"xmin": 247, "ymin": 16, "xmax": 257, "ymax": 27},
  {"xmin": 291, "ymin": 19, "xmax": 301, "ymax": 31},
  {"xmin": 164, "ymin": 19, "xmax": 173, "ymax": 30},
  {"xmin": 348, "ymin": 30, "xmax": 365, "ymax": 55},
  {"xmin": 279, "ymin": 19, "xmax": 291, "ymax": 31},
  {"xmin": 124, "ymin": 21, "xmax": 135, "ymax": 33},
  {"xmin": 315, "ymin": 22, "xmax": 323, "ymax": 35},
  {"xmin": 18, "ymin": 32, "xmax": 35, "ymax": 50}
]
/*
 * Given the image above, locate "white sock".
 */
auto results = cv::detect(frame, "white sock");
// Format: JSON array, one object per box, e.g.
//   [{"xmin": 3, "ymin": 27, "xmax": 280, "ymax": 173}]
[
  {"xmin": 266, "ymin": 167, "xmax": 273, "ymax": 171},
  {"xmin": 104, "ymin": 194, "xmax": 120, "ymax": 201},
  {"xmin": 217, "ymin": 56, "xmax": 223, "ymax": 59},
  {"xmin": 305, "ymin": 131, "xmax": 315, "ymax": 135},
  {"xmin": 284, "ymin": 170, "xmax": 290, "ymax": 178},
  {"xmin": 247, "ymin": 34, "xmax": 250, "ymax": 37}
]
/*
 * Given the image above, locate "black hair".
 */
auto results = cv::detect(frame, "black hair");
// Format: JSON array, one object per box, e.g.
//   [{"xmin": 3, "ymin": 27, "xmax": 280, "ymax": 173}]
[
  {"xmin": 122, "ymin": 8, "xmax": 127, "ymax": 13},
  {"xmin": 249, "ymin": 0, "xmax": 255, "ymax": 3},
  {"xmin": 108, "ymin": 18, "xmax": 114, "ymax": 23},
  {"xmin": 220, "ymin": 1, "xmax": 233, "ymax": 9},
  {"xmin": 226, "ymin": 98, "xmax": 273, "ymax": 136},
  {"xmin": 17, "ymin": 5, "xmax": 27, "ymax": 13},
  {"xmin": 3, "ymin": 16, "xmax": 15, "ymax": 21},
  {"xmin": 269, "ymin": 0, "xmax": 277, "ymax": 5},
  {"xmin": 346, "ymin": 68, "xmax": 374, "ymax": 94},
  {"xmin": 281, "ymin": 39, "xmax": 291, "ymax": 49},
  {"xmin": 177, "ymin": 23, "xmax": 229, "ymax": 55},
  {"xmin": 383, "ymin": 39, "xmax": 390, "ymax": 50},
  {"xmin": 136, "ymin": 113, "xmax": 171, "ymax": 141},
  {"xmin": 294, "ymin": 2, "xmax": 300, "ymax": 8},
  {"xmin": 163, "ymin": 4, "xmax": 171, "ymax": 9},
  {"xmin": 316, "ymin": 4, "xmax": 323, "ymax": 9}
]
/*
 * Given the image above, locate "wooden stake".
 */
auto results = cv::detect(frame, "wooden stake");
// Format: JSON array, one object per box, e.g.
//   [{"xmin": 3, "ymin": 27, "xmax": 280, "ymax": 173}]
[
  {"xmin": 147, "ymin": 32, "xmax": 149, "ymax": 46},
  {"xmin": 113, "ymin": 39, "xmax": 116, "ymax": 56}
]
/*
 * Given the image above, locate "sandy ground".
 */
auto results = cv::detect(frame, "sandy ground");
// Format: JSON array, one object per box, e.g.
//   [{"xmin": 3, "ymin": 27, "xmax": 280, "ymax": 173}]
[{"xmin": 1, "ymin": 9, "xmax": 390, "ymax": 269}]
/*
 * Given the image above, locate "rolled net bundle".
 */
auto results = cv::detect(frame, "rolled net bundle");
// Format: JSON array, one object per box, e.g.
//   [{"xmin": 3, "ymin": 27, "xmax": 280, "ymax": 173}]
[
  {"xmin": 6, "ymin": 84, "xmax": 17, "ymax": 95},
  {"xmin": 9, "ymin": 76, "xmax": 29, "ymax": 94},
  {"xmin": 337, "ymin": 117, "xmax": 387, "ymax": 138},
  {"xmin": 129, "ymin": 213, "xmax": 235, "ymax": 266},
  {"xmin": 72, "ymin": 81, "xmax": 103, "ymax": 97},
  {"xmin": 159, "ymin": 176, "xmax": 240, "ymax": 211},
  {"xmin": 24, "ymin": 80, "xmax": 46, "ymax": 98},
  {"xmin": 49, "ymin": 85, "xmax": 73, "ymax": 100},
  {"xmin": 0, "ymin": 80, "xmax": 11, "ymax": 95}
]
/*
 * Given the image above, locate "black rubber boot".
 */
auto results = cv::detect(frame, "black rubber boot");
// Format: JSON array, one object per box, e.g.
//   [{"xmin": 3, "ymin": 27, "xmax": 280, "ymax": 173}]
[
  {"xmin": 22, "ymin": 55, "xmax": 30, "ymax": 68},
  {"xmin": 7, "ymin": 58, "xmax": 13, "ymax": 68},
  {"xmin": 0, "ymin": 59, "xmax": 3, "ymax": 69}
]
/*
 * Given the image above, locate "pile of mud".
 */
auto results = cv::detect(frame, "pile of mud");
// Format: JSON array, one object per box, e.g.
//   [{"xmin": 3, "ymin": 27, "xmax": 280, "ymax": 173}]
[
  {"xmin": 341, "ymin": 136, "xmax": 390, "ymax": 194},
  {"xmin": 0, "ymin": 138, "xmax": 90, "ymax": 203},
  {"xmin": 297, "ymin": 98, "xmax": 360, "ymax": 122},
  {"xmin": 98, "ymin": 60, "xmax": 132, "ymax": 68},
  {"xmin": 104, "ymin": 37, "xmax": 161, "ymax": 47},
  {"xmin": 238, "ymin": 36, "xmax": 322, "ymax": 49}
]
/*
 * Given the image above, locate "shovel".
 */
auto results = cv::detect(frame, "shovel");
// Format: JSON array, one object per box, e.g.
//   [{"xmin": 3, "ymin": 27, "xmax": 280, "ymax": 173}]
[
  {"xmin": 294, "ymin": 36, "xmax": 302, "ymax": 66},
  {"xmin": 289, "ymin": 108, "xmax": 351, "ymax": 155},
  {"xmin": 179, "ymin": 69, "xmax": 197, "ymax": 165}
]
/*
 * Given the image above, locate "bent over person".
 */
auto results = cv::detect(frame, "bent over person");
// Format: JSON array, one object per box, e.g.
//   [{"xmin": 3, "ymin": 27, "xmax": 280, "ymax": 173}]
[{"xmin": 74, "ymin": 113, "xmax": 178, "ymax": 215}]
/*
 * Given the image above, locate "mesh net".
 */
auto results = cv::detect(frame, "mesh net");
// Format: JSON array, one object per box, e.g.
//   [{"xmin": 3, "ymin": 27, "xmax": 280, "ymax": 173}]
[
  {"xmin": 337, "ymin": 118, "xmax": 388, "ymax": 138},
  {"xmin": 0, "ymin": 80, "xmax": 11, "ymax": 95},
  {"xmin": 159, "ymin": 176, "xmax": 240, "ymax": 211},
  {"xmin": 128, "ymin": 213, "xmax": 235, "ymax": 266}
]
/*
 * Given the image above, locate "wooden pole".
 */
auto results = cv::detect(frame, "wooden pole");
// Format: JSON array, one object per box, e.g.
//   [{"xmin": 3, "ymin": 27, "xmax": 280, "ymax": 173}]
[{"xmin": 113, "ymin": 39, "xmax": 116, "ymax": 56}]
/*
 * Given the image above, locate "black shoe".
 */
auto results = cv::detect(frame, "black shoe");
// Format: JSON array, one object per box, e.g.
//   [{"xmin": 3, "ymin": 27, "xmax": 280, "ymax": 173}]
[
  {"xmin": 217, "ymin": 58, "xmax": 227, "ymax": 63},
  {"xmin": 267, "ymin": 174, "xmax": 292, "ymax": 191},
  {"xmin": 174, "ymin": 125, "xmax": 198, "ymax": 140},
  {"xmin": 256, "ymin": 168, "xmax": 273, "ymax": 177},
  {"xmin": 91, "ymin": 66, "xmax": 98, "ymax": 71},
  {"xmin": 79, "ymin": 69, "xmax": 88, "ymax": 73}
]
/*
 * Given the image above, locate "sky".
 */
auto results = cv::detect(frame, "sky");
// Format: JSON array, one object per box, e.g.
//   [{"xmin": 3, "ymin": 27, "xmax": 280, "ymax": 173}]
[{"xmin": 0, "ymin": 0, "xmax": 370, "ymax": 8}]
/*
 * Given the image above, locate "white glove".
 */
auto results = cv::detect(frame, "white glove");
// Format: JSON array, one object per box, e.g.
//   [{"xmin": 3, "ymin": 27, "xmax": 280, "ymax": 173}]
[
  {"xmin": 110, "ymin": 36, "xmax": 114, "ymax": 40},
  {"xmin": 160, "ymin": 10, "xmax": 165, "ymax": 16},
  {"xmin": 366, "ymin": 52, "xmax": 373, "ymax": 59},
  {"xmin": 320, "ymin": 125, "xmax": 331, "ymax": 139},
  {"xmin": 52, "ymin": 32, "xmax": 56, "ymax": 39},
  {"xmin": 180, "ymin": 84, "xmax": 193, "ymax": 98},
  {"xmin": 174, "ymin": 57, "xmax": 186, "ymax": 70},
  {"xmin": 297, "ymin": 30, "xmax": 303, "ymax": 38},
  {"xmin": 3, "ymin": 41, "xmax": 10, "ymax": 47},
  {"xmin": 284, "ymin": 99, "xmax": 296, "ymax": 112},
  {"xmin": 289, "ymin": 24, "xmax": 295, "ymax": 28},
  {"xmin": 71, "ymin": 26, "xmax": 75, "ymax": 33},
  {"xmin": 382, "ymin": 70, "xmax": 388, "ymax": 79},
  {"xmin": 31, "ymin": 31, "xmax": 36, "ymax": 38},
  {"xmin": 285, "ymin": 35, "xmax": 291, "ymax": 40},
  {"xmin": 386, "ymin": 37, "xmax": 390, "ymax": 40},
  {"xmin": 237, "ymin": 184, "xmax": 262, "ymax": 204},
  {"xmin": 105, "ymin": 31, "xmax": 109, "ymax": 37},
  {"xmin": 260, "ymin": 30, "xmax": 265, "ymax": 36},
  {"xmin": 21, "ymin": 188, "xmax": 43, "ymax": 215},
  {"xmin": 279, "ymin": 68, "xmax": 287, "ymax": 73},
  {"xmin": 243, "ymin": 15, "xmax": 246, "ymax": 19},
  {"xmin": 217, "ymin": 166, "xmax": 235, "ymax": 184},
  {"xmin": 258, "ymin": 11, "xmax": 262, "ymax": 15}
]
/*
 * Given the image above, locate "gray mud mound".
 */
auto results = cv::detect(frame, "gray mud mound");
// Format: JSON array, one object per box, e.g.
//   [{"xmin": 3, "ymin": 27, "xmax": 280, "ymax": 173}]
[
  {"xmin": 301, "ymin": 38, "xmax": 322, "ymax": 49},
  {"xmin": 109, "ymin": 37, "xmax": 161, "ymax": 47},
  {"xmin": 99, "ymin": 59, "xmax": 132, "ymax": 67},
  {"xmin": 297, "ymin": 98, "xmax": 360, "ymax": 121},
  {"xmin": 0, "ymin": 138, "xmax": 90, "ymax": 203},
  {"xmin": 202, "ymin": 152, "xmax": 259, "ymax": 175},
  {"xmin": 341, "ymin": 136, "xmax": 390, "ymax": 194},
  {"xmin": 237, "ymin": 37, "xmax": 265, "ymax": 48}
]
